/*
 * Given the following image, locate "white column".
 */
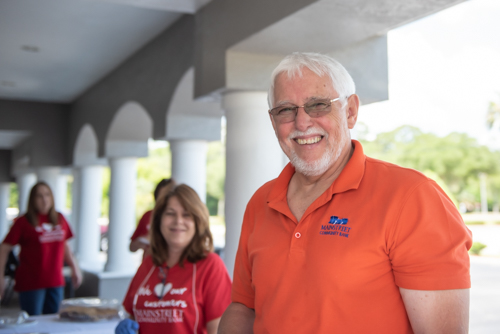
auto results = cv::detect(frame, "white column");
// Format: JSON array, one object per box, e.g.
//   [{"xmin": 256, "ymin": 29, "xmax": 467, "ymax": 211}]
[
  {"xmin": 56, "ymin": 174, "xmax": 68, "ymax": 214},
  {"xmin": 104, "ymin": 157, "xmax": 137, "ymax": 272},
  {"xmin": 223, "ymin": 91, "xmax": 286, "ymax": 277},
  {"xmin": 67, "ymin": 169, "xmax": 81, "ymax": 252},
  {"xmin": 76, "ymin": 166, "xmax": 104, "ymax": 270},
  {"xmin": 16, "ymin": 172, "xmax": 36, "ymax": 214},
  {"xmin": 37, "ymin": 167, "xmax": 63, "ymax": 211},
  {"xmin": 0, "ymin": 183, "xmax": 10, "ymax": 240},
  {"xmin": 170, "ymin": 140, "xmax": 208, "ymax": 202}
]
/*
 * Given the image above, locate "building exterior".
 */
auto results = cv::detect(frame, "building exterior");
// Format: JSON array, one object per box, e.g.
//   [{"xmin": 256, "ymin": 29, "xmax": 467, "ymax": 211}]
[{"xmin": 0, "ymin": 0, "xmax": 465, "ymax": 298}]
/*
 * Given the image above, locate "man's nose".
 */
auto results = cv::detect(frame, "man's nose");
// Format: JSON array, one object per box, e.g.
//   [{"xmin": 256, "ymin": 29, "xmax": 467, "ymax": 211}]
[{"xmin": 294, "ymin": 107, "xmax": 313, "ymax": 130}]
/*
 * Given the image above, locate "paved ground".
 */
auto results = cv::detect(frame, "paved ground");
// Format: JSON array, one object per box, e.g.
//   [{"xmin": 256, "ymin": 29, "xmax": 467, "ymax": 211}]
[{"xmin": 470, "ymin": 255, "xmax": 500, "ymax": 333}]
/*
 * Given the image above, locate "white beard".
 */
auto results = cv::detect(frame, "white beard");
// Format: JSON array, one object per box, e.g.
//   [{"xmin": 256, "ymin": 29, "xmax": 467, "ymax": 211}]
[{"xmin": 281, "ymin": 124, "xmax": 348, "ymax": 177}]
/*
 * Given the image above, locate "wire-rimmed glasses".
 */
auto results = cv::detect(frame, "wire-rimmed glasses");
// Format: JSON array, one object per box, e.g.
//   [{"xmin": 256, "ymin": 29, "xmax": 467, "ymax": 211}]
[{"xmin": 269, "ymin": 98, "xmax": 341, "ymax": 123}]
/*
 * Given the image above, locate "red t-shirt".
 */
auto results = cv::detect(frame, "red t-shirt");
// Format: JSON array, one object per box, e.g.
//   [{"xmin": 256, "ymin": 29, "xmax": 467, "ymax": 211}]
[
  {"xmin": 123, "ymin": 253, "xmax": 232, "ymax": 334},
  {"xmin": 131, "ymin": 210, "xmax": 152, "ymax": 241},
  {"xmin": 3, "ymin": 214, "xmax": 73, "ymax": 291}
]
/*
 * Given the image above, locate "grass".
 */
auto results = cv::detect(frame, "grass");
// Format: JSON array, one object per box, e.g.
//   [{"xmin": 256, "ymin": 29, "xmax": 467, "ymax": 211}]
[{"xmin": 464, "ymin": 221, "xmax": 500, "ymax": 225}]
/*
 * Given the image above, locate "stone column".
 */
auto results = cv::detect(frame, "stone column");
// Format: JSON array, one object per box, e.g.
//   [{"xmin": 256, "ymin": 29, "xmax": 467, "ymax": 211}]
[
  {"xmin": 104, "ymin": 157, "xmax": 137, "ymax": 272},
  {"xmin": 76, "ymin": 166, "xmax": 104, "ymax": 271},
  {"xmin": 16, "ymin": 172, "xmax": 36, "ymax": 214},
  {"xmin": 222, "ymin": 91, "xmax": 286, "ymax": 276},
  {"xmin": 170, "ymin": 140, "xmax": 208, "ymax": 202},
  {"xmin": 0, "ymin": 183, "xmax": 10, "ymax": 240}
]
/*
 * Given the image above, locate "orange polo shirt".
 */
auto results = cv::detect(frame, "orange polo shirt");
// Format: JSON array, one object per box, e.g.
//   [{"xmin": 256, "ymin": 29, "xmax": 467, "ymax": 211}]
[{"xmin": 232, "ymin": 140, "xmax": 472, "ymax": 334}]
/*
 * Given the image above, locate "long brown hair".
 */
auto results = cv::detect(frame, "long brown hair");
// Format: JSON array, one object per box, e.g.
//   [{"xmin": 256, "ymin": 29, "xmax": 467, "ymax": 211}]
[
  {"xmin": 149, "ymin": 184, "xmax": 213, "ymax": 267},
  {"xmin": 26, "ymin": 182, "xmax": 59, "ymax": 227}
]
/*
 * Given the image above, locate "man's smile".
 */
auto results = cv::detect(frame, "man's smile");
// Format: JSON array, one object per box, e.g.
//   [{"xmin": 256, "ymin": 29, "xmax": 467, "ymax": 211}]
[{"xmin": 295, "ymin": 136, "xmax": 323, "ymax": 145}]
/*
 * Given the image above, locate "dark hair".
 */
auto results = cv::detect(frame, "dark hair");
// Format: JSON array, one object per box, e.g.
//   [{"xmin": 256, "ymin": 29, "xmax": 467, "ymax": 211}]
[
  {"xmin": 153, "ymin": 178, "xmax": 176, "ymax": 201},
  {"xmin": 150, "ymin": 184, "xmax": 213, "ymax": 267},
  {"xmin": 26, "ymin": 182, "xmax": 59, "ymax": 227}
]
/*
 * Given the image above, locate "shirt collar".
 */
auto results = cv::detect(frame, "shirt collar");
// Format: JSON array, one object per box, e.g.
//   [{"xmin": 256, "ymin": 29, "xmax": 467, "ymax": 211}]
[{"xmin": 267, "ymin": 140, "xmax": 366, "ymax": 220}]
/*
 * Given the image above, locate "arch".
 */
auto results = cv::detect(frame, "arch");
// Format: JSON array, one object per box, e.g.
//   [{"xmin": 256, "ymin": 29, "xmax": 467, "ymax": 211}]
[
  {"xmin": 166, "ymin": 67, "xmax": 223, "ymax": 141},
  {"xmin": 105, "ymin": 101, "xmax": 153, "ymax": 158},
  {"xmin": 73, "ymin": 124, "xmax": 105, "ymax": 166}
]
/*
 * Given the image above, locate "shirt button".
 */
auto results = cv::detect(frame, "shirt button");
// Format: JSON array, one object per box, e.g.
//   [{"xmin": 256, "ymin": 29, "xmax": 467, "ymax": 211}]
[{"xmin": 295, "ymin": 232, "xmax": 301, "ymax": 238}]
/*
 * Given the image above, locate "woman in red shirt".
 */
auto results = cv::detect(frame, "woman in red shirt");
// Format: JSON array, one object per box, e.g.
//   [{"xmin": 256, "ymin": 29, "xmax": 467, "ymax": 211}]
[
  {"xmin": 116, "ymin": 184, "xmax": 232, "ymax": 334},
  {"xmin": 0, "ymin": 181, "xmax": 82, "ymax": 315}
]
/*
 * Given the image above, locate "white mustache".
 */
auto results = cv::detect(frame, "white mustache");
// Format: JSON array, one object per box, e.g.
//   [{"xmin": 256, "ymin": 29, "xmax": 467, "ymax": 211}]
[{"xmin": 288, "ymin": 127, "xmax": 328, "ymax": 140}]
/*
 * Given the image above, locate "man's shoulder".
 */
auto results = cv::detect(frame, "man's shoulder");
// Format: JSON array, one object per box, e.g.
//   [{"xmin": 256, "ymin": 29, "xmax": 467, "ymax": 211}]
[{"xmin": 364, "ymin": 155, "xmax": 429, "ymax": 183}]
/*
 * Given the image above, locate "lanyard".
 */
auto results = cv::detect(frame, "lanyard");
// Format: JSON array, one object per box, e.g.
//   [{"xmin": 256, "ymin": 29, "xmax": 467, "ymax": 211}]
[{"xmin": 156, "ymin": 266, "xmax": 169, "ymax": 300}]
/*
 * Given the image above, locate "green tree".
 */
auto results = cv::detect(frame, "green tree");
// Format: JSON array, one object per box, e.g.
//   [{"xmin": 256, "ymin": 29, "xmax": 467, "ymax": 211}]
[
  {"xmin": 486, "ymin": 97, "xmax": 500, "ymax": 130},
  {"xmin": 101, "ymin": 167, "xmax": 110, "ymax": 218},
  {"xmin": 360, "ymin": 126, "xmax": 500, "ymax": 209},
  {"xmin": 100, "ymin": 143, "xmax": 172, "ymax": 222},
  {"xmin": 206, "ymin": 141, "xmax": 225, "ymax": 215},
  {"xmin": 9, "ymin": 183, "xmax": 18, "ymax": 208},
  {"xmin": 135, "ymin": 145, "xmax": 172, "ymax": 222}
]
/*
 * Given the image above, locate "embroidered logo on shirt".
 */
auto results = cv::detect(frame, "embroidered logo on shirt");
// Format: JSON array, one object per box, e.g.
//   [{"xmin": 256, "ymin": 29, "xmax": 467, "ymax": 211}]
[
  {"xmin": 319, "ymin": 216, "xmax": 351, "ymax": 238},
  {"xmin": 328, "ymin": 216, "xmax": 348, "ymax": 225}
]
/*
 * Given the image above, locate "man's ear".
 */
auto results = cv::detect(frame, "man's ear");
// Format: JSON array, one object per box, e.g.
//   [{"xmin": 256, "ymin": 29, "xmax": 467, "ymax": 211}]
[{"xmin": 346, "ymin": 94, "xmax": 360, "ymax": 129}]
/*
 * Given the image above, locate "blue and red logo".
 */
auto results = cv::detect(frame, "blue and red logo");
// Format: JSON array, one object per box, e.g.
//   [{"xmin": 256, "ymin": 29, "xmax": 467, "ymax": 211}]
[{"xmin": 319, "ymin": 216, "xmax": 351, "ymax": 237}]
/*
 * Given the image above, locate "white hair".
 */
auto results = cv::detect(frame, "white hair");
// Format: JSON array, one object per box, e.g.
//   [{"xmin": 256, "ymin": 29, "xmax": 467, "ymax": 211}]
[{"xmin": 268, "ymin": 52, "xmax": 356, "ymax": 109}]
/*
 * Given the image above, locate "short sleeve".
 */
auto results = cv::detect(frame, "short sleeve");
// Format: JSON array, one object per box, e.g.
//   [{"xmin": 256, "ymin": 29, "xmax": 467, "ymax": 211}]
[
  {"xmin": 122, "ymin": 257, "xmax": 152, "ymax": 315},
  {"xmin": 59, "ymin": 214, "xmax": 74, "ymax": 240},
  {"xmin": 131, "ymin": 211, "xmax": 152, "ymax": 241},
  {"xmin": 389, "ymin": 179, "xmax": 472, "ymax": 290},
  {"xmin": 231, "ymin": 204, "xmax": 256, "ymax": 309},
  {"xmin": 201, "ymin": 254, "xmax": 232, "ymax": 322},
  {"xmin": 2, "ymin": 217, "xmax": 23, "ymax": 246}
]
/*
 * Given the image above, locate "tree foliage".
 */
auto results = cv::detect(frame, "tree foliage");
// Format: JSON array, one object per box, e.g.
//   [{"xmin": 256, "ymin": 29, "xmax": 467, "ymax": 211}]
[
  {"xmin": 360, "ymin": 125, "xmax": 500, "ymax": 209},
  {"xmin": 206, "ymin": 141, "xmax": 225, "ymax": 200},
  {"xmin": 135, "ymin": 145, "xmax": 171, "ymax": 221},
  {"xmin": 99, "ymin": 144, "xmax": 172, "ymax": 222}
]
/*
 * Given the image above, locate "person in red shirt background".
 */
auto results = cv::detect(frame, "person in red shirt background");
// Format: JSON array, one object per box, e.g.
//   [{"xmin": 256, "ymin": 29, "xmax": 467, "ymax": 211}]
[
  {"xmin": 116, "ymin": 184, "xmax": 231, "ymax": 334},
  {"xmin": 0, "ymin": 181, "xmax": 82, "ymax": 315},
  {"xmin": 129, "ymin": 178, "xmax": 176, "ymax": 258}
]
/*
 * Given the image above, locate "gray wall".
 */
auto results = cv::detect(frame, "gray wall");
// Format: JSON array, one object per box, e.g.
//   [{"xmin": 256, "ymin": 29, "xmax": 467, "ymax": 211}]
[
  {"xmin": 0, "ymin": 99, "xmax": 70, "ymax": 167},
  {"xmin": 194, "ymin": 0, "xmax": 318, "ymax": 98},
  {"xmin": 0, "ymin": 150, "xmax": 13, "ymax": 182},
  {"xmin": 69, "ymin": 15, "xmax": 196, "ymax": 158}
]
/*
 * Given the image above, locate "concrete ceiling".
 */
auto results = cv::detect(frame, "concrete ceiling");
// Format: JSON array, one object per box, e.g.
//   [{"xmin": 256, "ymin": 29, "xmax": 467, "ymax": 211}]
[
  {"xmin": 0, "ymin": 0, "xmax": 465, "ymax": 105},
  {"xmin": 0, "ymin": 0, "xmax": 211, "ymax": 103},
  {"xmin": 230, "ymin": 0, "xmax": 463, "ymax": 54}
]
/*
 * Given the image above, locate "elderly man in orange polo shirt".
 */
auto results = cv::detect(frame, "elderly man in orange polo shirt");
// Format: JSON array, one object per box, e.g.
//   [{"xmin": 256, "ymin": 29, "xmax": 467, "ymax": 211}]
[{"xmin": 218, "ymin": 52, "xmax": 472, "ymax": 334}]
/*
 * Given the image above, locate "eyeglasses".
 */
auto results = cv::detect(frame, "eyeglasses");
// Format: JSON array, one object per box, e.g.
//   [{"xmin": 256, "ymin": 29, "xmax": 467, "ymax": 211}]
[{"xmin": 269, "ymin": 98, "xmax": 341, "ymax": 123}]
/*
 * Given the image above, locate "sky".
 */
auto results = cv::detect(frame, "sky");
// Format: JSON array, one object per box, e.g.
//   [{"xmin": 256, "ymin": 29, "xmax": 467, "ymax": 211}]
[{"xmin": 356, "ymin": 0, "xmax": 500, "ymax": 149}]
